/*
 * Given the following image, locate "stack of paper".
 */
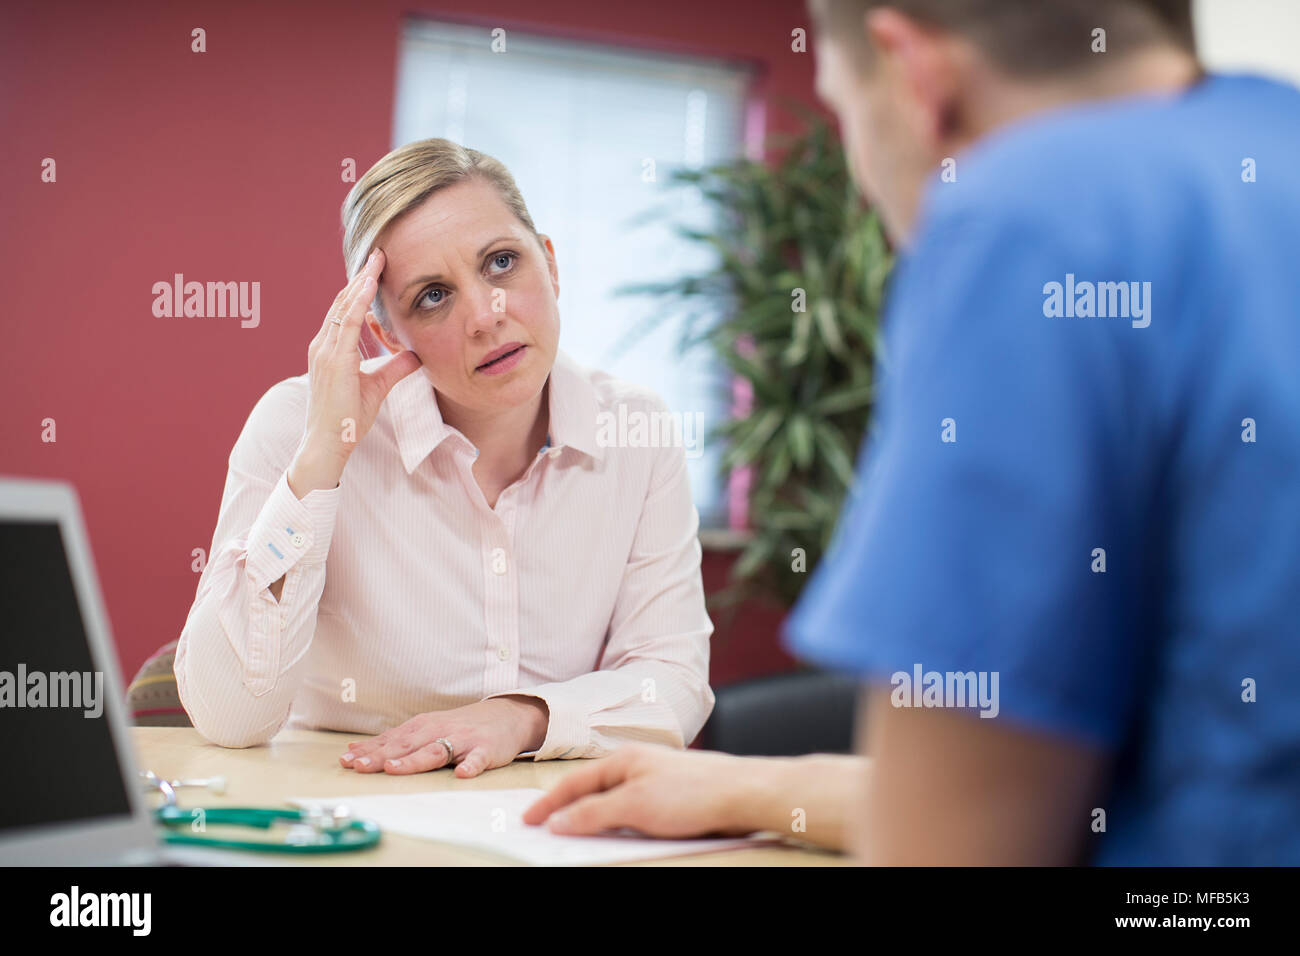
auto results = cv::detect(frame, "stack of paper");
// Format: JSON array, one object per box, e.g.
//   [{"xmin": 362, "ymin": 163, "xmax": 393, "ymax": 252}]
[{"xmin": 290, "ymin": 788, "xmax": 777, "ymax": 865}]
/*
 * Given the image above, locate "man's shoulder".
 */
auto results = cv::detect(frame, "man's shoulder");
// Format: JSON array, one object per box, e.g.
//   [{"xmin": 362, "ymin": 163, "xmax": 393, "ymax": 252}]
[{"xmin": 937, "ymin": 74, "xmax": 1300, "ymax": 222}]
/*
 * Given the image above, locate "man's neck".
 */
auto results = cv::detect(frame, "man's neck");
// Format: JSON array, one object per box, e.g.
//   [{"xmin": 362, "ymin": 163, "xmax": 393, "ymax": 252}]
[
  {"xmin": 893, "ymin": 45, "xmax": 1204, "ymax": 244},
  {"xmin": 958, "ymin": 45, "xmax": 1203, "ymax": 153}
]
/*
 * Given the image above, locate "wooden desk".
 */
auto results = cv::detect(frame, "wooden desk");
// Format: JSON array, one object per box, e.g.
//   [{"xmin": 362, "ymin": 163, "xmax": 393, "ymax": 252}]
[{"xmin": 131, "ymin": 728, "xmax": 849, "ymax": 866}]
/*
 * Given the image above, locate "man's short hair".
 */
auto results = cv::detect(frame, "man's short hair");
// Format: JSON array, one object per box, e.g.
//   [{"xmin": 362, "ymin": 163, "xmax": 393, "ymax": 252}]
[{"xmin": 808, "ymin": 0, "xmax": 1196, "ymax": 77}]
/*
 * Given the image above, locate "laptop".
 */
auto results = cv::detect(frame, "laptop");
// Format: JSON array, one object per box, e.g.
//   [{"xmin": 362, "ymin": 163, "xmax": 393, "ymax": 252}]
[{"xmin": 0, "ymin": 476, "xmax": 266, "ymax": 865}]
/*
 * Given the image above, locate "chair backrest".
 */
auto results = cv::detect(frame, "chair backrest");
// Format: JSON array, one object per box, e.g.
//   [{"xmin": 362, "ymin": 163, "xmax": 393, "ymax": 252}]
[{"xmin": 697, "ymin": 669, "xmax": 859, "ymax": 755}]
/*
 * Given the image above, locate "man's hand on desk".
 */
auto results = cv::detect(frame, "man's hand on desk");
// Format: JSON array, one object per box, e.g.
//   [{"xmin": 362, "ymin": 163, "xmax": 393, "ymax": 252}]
[
  {"xmin": 339, "ymin": 696, "xmax": 549, "ymax": 778},
  {"xmin": 522, "ymin": 744, "xmax": 868, "ymax": 852}
]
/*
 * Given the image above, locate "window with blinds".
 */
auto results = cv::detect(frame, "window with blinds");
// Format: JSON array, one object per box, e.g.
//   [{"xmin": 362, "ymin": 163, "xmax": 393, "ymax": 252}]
[{"xmin": 391, "ymin": 19, "xmax": 754, "ymax": 527}]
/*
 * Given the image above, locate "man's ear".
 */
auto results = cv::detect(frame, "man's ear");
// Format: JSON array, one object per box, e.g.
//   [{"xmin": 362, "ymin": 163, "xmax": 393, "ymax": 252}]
[
  {"xmin": 538, "ymin": 234, "xmax": 559, "ymax": 300},
  {"xmin": 864, "ymin": 7, "xmax": 961, "ymax": 146},
  {"xmin": 366, "ymin": 311, "xmax": 406, "ymax": 355}
]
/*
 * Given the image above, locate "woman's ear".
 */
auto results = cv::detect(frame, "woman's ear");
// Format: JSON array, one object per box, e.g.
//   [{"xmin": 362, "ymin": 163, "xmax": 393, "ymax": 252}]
[
  {"xmin": 365, "ymin": 311, "xmax": 406, "ymax": 355},
  {"xmin": 538, "ymin": 234, "xmax": 559, "ymax": 300}
]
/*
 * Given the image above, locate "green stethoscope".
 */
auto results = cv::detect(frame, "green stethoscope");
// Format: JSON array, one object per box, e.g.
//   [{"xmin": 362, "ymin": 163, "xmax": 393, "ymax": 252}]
[{"xmin": 140, "ymin": 770, "xmax": 381, "ymax": 853}]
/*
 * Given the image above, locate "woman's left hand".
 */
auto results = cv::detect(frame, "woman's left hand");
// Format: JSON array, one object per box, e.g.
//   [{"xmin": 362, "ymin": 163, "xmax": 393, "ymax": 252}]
[{"xmin": 339, "ymin": 696, "xmax": 549, "ymax": 778}]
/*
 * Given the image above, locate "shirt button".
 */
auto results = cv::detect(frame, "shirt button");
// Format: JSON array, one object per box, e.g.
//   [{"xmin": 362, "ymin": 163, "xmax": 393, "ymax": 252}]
[
  {"xmin": 490, "ymin": 547, "xmax": 507, "ymax": 575},
  {"xmin": 497, "ymin": 647, "xmax": 511, "ymax": 661},
  {"xmin": 290, "ymin": 532, "xmax": 306, "ymax": 549}
]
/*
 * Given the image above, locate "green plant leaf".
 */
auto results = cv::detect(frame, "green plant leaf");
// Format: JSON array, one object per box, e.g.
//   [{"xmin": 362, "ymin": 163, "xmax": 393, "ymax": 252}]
[
  {"xmin": 722, "ymin": 407, "xmax": 784, "ymax": 469},
  {"xmin": 815, "ymin": 424, "xmax": 859, "ymax": 490},
  {"xmin": 811, "ymin": 383, "xmax": 875, "ymax": 416},
  {"xmin": 787, "ymin": 414, "xmax": 814, "ymax": 470},
  {"xmin": 733, "ymin": 536, "xmax": 775, "ymax": 582},
  {"xmin": 813, "ymin": 298, "xmax": 847, "ymax": 359},
  {"xmin": 783, "ymin": 309, "xmax": 812, "ymax": 366}
]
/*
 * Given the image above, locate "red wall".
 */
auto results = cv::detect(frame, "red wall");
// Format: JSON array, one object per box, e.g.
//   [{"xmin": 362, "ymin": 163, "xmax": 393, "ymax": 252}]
[{"xmin": 0, "ymin": 0, "xmax": 816, "ymax": 684}]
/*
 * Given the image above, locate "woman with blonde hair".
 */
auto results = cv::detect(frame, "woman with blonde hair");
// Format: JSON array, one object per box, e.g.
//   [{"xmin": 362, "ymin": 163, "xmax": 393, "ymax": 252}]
[{"xmin": 175, "ymin": 138, "xmax": 714, "ymax": 777}]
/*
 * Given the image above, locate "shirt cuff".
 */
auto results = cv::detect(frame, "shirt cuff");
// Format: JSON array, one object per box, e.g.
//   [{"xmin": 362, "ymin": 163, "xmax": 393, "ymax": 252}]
[
  {"xmin": 243, "ymin": 469, "xmax": 341, "ymax": 592},
  {"xmin": 484, "ymin": 687, "xmax": 590, "ymax": 760}
]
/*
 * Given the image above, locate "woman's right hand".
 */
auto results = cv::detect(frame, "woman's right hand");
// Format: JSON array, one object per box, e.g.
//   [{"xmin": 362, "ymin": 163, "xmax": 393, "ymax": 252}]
[{"xmin": 288, "ymin": 248, "xmax": 422, "ymax": 497}]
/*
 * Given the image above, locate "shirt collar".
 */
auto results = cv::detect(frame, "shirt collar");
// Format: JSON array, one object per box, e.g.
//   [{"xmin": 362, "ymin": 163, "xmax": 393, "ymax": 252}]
[{"xmin": 388, "ymin": 347, "xmax": 605, "ymax": 475}]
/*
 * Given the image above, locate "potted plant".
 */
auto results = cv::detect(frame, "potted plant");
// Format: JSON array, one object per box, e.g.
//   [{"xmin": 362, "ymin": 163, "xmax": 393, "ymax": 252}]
[{"xmin": 619, "ymin": 114, "xmax": 895, "ymax": 614}]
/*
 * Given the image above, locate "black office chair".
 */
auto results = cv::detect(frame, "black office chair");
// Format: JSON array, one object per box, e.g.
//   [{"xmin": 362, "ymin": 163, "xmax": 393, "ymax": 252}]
[{"xmin": 696, "ymin": 669, "xmax": 860, "ymax": 756}]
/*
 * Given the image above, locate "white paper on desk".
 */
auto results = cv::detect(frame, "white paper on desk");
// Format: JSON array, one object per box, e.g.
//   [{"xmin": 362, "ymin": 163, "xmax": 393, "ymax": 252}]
[{"xmin": 289, "ymin": 788, "xmax": 775, "ymax": 865}]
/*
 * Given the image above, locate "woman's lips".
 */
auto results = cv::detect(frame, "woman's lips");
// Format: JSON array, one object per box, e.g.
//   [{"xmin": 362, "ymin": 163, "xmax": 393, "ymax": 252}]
[{"xmin": 476, "ymin": 344, "xmax": 526, "ymax": 375}]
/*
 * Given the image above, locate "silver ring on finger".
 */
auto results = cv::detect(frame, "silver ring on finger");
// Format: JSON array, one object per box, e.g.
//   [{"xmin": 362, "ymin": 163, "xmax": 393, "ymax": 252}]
[
  {"xmin": 329, "ymin": 316, "xmax": 344, "ymax": 326},
  {"xmin": 434, "ymin": 737, "xmax": 456, "ymax": 764}
]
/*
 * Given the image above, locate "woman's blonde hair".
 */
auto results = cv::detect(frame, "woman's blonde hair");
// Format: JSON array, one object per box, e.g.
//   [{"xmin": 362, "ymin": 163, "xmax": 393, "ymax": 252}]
[{"xmin": 341, "ymin": 138, "xmax": 541, "ymax": 329}]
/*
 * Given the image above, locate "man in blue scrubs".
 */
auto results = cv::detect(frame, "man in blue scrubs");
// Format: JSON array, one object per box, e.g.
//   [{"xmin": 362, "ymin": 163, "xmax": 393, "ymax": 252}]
[{"xmin": 527, "ymin": 0, "xmax": 1300, "ymax": 864}]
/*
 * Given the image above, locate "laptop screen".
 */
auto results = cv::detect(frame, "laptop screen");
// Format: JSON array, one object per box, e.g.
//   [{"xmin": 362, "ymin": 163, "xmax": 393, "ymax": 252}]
[{"xmin": 0, "ymin": 519, "xmax": 133, "ymax": 832}]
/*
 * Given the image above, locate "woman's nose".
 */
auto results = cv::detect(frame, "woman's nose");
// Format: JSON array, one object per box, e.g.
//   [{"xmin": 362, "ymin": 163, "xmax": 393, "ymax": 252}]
[{"xmin": 464, "ymin": 282, "xmax": 507, "ymax": 332}]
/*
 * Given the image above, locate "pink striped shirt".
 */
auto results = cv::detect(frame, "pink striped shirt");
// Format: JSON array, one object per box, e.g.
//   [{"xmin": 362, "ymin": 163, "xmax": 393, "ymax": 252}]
[{"xmin": 174, "ymin": 349, "xmax": 715, "ymax": 755}]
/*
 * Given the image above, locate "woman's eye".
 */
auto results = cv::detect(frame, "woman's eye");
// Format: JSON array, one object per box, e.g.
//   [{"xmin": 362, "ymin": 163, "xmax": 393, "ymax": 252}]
[
  {"xmin": 488, "ymin": 252, "xmax": 516, "ymax": 274},
  {"xmin": 416, "ymin": 287, "xmax": 445, "ymax": 309}
]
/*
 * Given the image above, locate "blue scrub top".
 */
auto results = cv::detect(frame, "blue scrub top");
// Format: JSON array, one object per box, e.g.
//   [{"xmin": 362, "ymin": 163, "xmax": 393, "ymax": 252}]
[{"xmin": 784, "ymin": 74, "xmax": 1300, "ymax": 865}]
